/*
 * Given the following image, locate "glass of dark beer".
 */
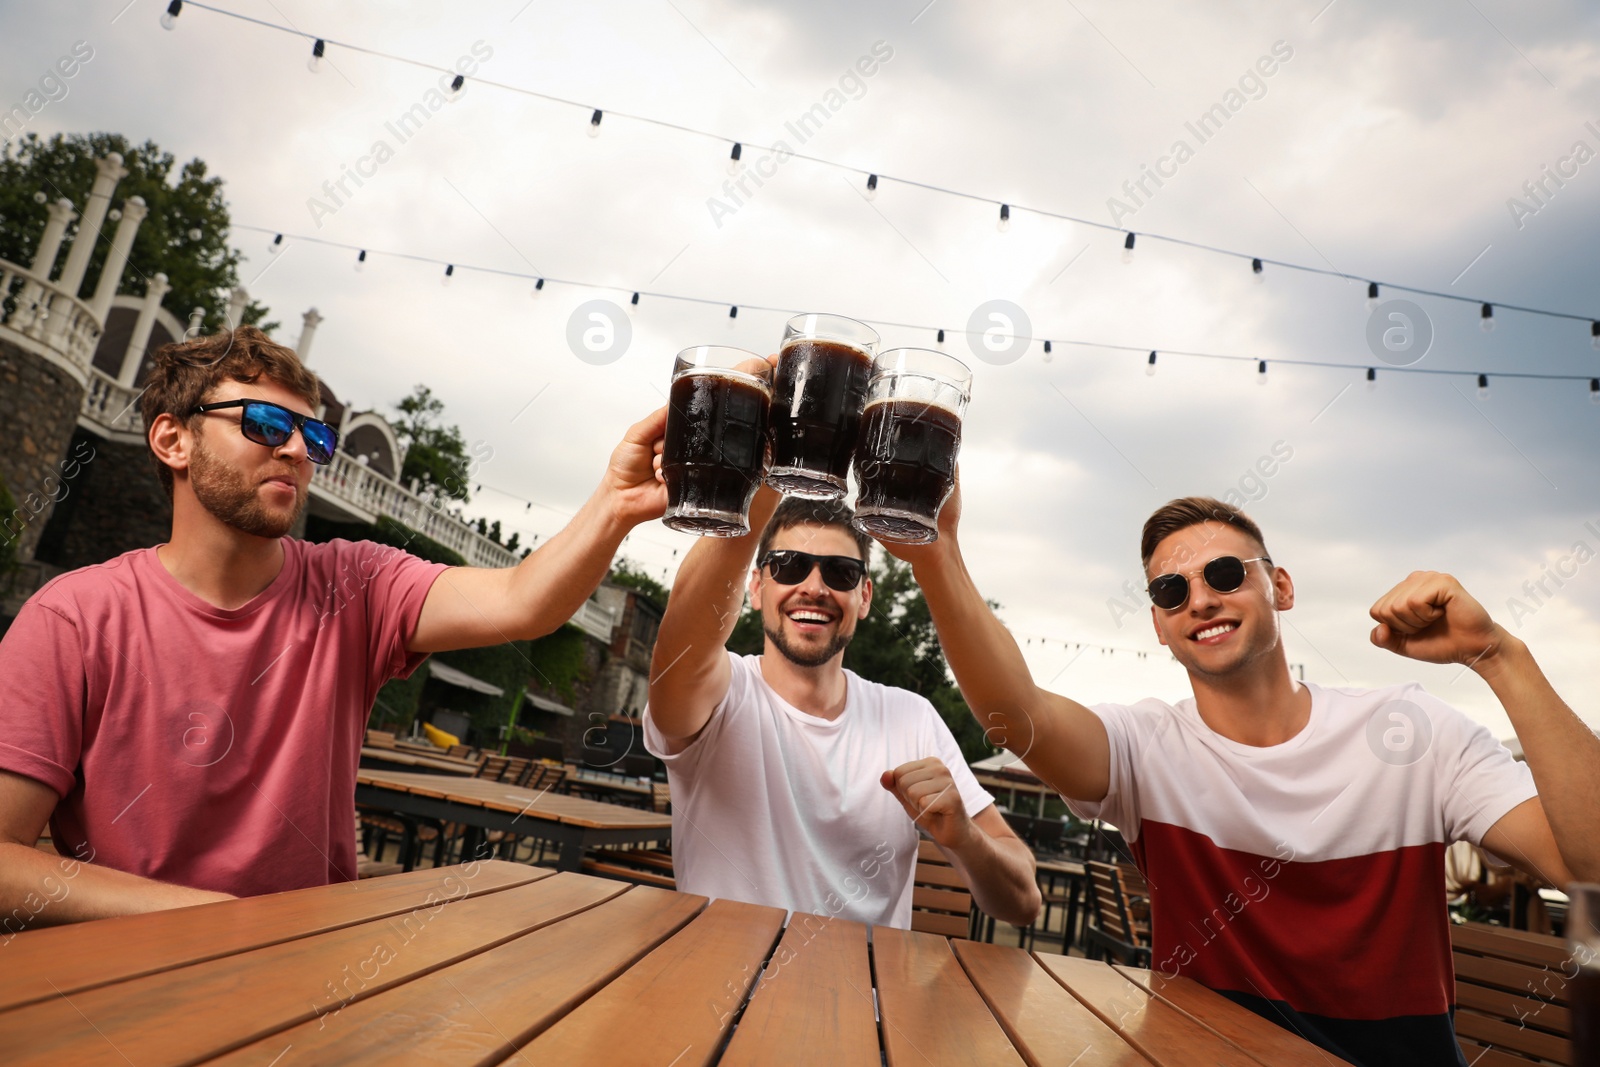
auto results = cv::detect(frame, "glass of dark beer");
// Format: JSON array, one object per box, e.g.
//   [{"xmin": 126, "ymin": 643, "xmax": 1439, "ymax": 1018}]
[
  {"xmin": 1573, "ymin": 884, "xmax": 1600, "ymax": 1063},
  {"xmin": 662, "ymin": 346, "xmax": 771, "ymax": 537},
  {"xmin": 766, "ymin": 313, "xmax": 880, "ymax": 499},
  {"xmin": 853, "ymin": 348, "xmax": 971, "ymax": 544}
]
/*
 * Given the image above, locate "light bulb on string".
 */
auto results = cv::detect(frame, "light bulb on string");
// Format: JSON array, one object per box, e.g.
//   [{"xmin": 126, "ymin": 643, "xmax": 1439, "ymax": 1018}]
[
  {"xmin": 728, "ymin": 143, "xmax": 743, "ymax": 175},
  {"xmin": 1122, "ymin": 232, "xmax": 1136, "ymax": 264},
  {"xmin": 1257, "ymin": 360, "xmax": 1268, "ymax": 385},
  {"xmin": 936, "ymin": 329, "xmax": 946, "ymax": 346},
  {"xmin": 728, "ymin": 305, "xmax": 739, "ymax": 325},
  {"xmin": 1251, "ymin": 257, "xmax": 1264, "ymax": 283},
  {"xmin": 160, "ymin": 0, "xmax": 182, "ymax": 30},
  {"xmin": 354, "ymin": 249, "xmax": 366, "ymax": 272},
  {"xmin": 1477, "ymin": 373, "xmax": 1490, "ymax": 400},
  {"xmin": 441, "ymin": 264, "xmax": 454, "ymax": 287},
  {"xmin": 865, "ymin": 174, "xmax": 878, "ymax": 200},
  {"xmin": 1042, "ymin": 340, "xmax": 1053, "ymax": 363},
  {"xmin": 997, "ymin": 204, "xmax": 1010, "ymax": 232},
  {"xmin": 447, "ymin": 74, "xmax": 465, "ymax": 99},
  {"xmin": 530, "ymin": 278, "xmax": 544, "ymax": 298},
  {"xmin": 1591, "ymin": 379, "xmax": 1600, "ymax": 405},
  {"xmin": 1367, "ymin": 282, "xmax": 1380, "ymax": 309},
  {"xmin": 1366, "ymin": 367, "xmax": 1377, "ymax": 392},
  {"xmin": 629, "ymin": 292, "xmax": 640, "ymax": 314},
  {"xmin": 268, "ymin": 233, "xmax": 283, "ymax": 254},
  {"xmin": 308, "ymin": 38, "xmax": 325, "ymax": 73},
  {"xmin": 1480, "ymin": 303, "xmax": 1495, "ymax": 333},
  {"xmin": 1591, "ymin": 322, "xmax": 1599, "ymax": 351},
  {"xmin": 588, "ymin": 109, "xmax": 603, "ymax": 137},
  {"xmin": 1146, "ymin": 351, "xmax": 1158, "ymax": 376}
]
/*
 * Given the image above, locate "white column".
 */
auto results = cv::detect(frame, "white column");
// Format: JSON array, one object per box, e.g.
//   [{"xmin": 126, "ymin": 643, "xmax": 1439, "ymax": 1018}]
[
  {"xmin": 7, "ymin": 198, "xmax": 76, "ymax": 332},
  {"xmin": 89, "ymin": 195, "xmax": 149, "ymax": 324},
  {"xmin": 119, "ymin": 271, "xmax": 170, "ymax": 387},
  {"xmin": 187, "ymin": 307, "xmax": 205, "ymax": 338},
  {"xmin": 224, "ymin": 286, "xmax": 249, "ymax": 328},
  {"xmin": 56, "ymin": 152, "xmax": 128, "ymax": 300},
  {"xmin": 296, "ymin": 307, "xmax": 324, "ymax": 362}
]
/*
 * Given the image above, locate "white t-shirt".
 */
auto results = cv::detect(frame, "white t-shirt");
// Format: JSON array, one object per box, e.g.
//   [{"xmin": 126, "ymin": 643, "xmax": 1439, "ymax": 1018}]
[
  {"xmin": 1068, "ymin": 681, "xmax": 1537, "ymax": 1061},
  {"xmin": 643, "ymin": 651, "xmax": 994, "ymax": 928}
]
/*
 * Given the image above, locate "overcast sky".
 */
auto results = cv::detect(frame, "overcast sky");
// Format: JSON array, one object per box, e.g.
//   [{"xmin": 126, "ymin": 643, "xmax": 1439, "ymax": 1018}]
[{"xmin": 6, "ymin": 0, "xmax": 1600, "ymax": 740}]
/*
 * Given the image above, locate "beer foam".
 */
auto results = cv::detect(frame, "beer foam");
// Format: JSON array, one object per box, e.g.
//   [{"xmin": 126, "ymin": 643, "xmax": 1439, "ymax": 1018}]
[
  {"xmin": 678, "ymin": 366, "xmax": 772, "ymax": 396},
  {"xmin": 864, "ymin": 374, "xmax": 965, "ymax": 417}
]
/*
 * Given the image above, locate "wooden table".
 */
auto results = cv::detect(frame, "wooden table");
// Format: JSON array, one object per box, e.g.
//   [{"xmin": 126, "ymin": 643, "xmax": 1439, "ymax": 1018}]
[
  {"xmin": 359, "ymin": 746, "xmax": 481, "ymax": 776},
  {"xmin": 355, "ymin": 769, "xmax": 671, "ymax": 872},
  {"xmin": 565, "ymin": 764, "xmax": 659, "ymax": 807},
  {"xmin": 0, "ymin": 863, "xmax": 1333, "ymax": 1065}
]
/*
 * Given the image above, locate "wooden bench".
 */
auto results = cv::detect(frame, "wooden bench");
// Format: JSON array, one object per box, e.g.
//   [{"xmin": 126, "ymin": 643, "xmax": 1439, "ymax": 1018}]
[
  {"xmin": 580, "ymin": 848, "xmax": 677, "ymax": 890},
  {"xmin": 912, "ymin": 838, "xmax": 974, "ymax": 939},
  {"xmin": 1451, "ymin": 920, "xmax": 1573, "ymax": 1066}
]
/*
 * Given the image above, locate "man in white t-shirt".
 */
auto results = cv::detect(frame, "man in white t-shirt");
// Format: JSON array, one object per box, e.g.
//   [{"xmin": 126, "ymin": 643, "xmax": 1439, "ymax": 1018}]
[
  {"xmin": 644, "ymin": 491, "xmax": 1040, "ymax": 929},
  {"xmin": 889, "ymin": 490, "xmax": 1599, "ymax": 1067}
]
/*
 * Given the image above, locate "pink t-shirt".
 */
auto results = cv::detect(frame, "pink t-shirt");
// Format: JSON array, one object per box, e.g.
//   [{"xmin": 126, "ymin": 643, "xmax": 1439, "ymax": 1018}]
[{"xmin": 0, "ymin": 538, "xmax": 446, "ymax": 896}]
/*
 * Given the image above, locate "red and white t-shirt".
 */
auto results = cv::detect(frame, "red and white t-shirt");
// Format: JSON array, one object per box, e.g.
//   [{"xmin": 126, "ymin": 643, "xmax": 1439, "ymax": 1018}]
[
  {"xmin": 1068, "ymin": 681, "xmax": 1536, "ymax": 1067},
  {"xmin": 0, "ymin": 539, "xmax": 445, "ymax": 897}
]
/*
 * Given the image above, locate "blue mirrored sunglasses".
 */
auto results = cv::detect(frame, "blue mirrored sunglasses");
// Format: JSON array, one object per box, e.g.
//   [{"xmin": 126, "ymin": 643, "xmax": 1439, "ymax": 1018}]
[{"xmin": 191, "ymin": 399, "xmax": 339, "ymax": 465}]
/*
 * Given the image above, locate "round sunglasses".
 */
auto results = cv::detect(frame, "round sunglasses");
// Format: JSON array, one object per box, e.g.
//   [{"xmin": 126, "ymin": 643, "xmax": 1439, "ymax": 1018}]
[
  {"xmin": 1146, "ymin": 555, "xmax": 1271, "ymax": 610},
  {"xmin": 758, "ymin": 550, "xmax": 867, "ymax": 592},
  {"xmin": 191, "ymin": 399, "xmax": 340, "ymax": 465}
]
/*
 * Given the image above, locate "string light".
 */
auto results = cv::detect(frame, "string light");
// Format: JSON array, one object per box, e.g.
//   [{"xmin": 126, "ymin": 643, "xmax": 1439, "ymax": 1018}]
[
  {"xmin": 1251, "ymin": 257, "xmax": 1264, "ymax": 282},
  {"xmin": 1478, "ymin": 373, "xmax": 1490, "ymax": 400},
  {"xmin": 865, "ymin": 174, "xmax": 878, "ymax": 200},
  {"xmin": 1367, "ymin": 282, "xmax": 1380, "ymax": 309},
  {"xmin": 168, "ymin": 3, "xmax": 1600, "ymax": 332},
  {"xmin": 236, "ymin": 223, "xmax": 1600, "ymax": 393},
  {"xmin": 1591, "ymin": 379, "xmax": 1599, "ymax": 405},
  {"xmin": 442, "ymin": 263, "xmax": 454, "ymax": 286},
  {"xmin": 1592, "ymin": 322, "xmax": 1599, "ymax": 351},
  {"xmin": 308, "ymin": 38, "xmax": 324, "ymax": 73},
  {"xmin": 1366, "ymin": 367, "xmax": 1377, "ymax": 391},
  {"xmin": 1480, "ymin": 303, "xmax": 1495, "ymax": 333},
  {"xmin": 1146, "ymin": 351, "xmax": 1158, "ymax": 376},
  {"xmin": 630, "ymin": 291, "xmax": 640, "ymax": 308},
  {"xmin": 354, "ymin": 249, "xmax": 366, "ymax": 271},
  {"xmin": 268, "ymin": 233, "xmax": 283, "ymax": 254},
  {"xmin": 1122, "ymin": 232, "xmax": 1136, "ymax": 264},
  {"xmin": 997, "ymin": 204, "xmax": 1010, "ymax": 233},
  {"xmin": 728, "ymin": 143, "xmax": 743, "ymax": 175},
  {"xmin": 1257, "ymin": 360, "xmax": 1268, "ymax": 385},
  {"xmin": 531, "ymin": 277, "xmax": 544, "ymax": 297},
  {"xmin": 160, "ymin": 0, "xmax": 182, "ymax": 30},
  {"xmin": 1042, "ymin": 340, "xmax": 1053, "ymax": 361}
]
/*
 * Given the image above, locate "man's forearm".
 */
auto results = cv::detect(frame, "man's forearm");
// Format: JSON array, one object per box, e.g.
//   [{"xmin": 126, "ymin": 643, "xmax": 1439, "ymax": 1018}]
[
  {"xmin": 944, "ymin": 829, "xmax": 1041, "ymax": 927},
  {"xmin": 653, "ymin": 487, "xmax": 780, "ymax": 665},
  {"xmin": 0, "ymin": 842, "xmax": 231, "ymax": 931},
  {"xmin": 1477, "ymin": 637, "xmax": 1600, "ymax": 881}
]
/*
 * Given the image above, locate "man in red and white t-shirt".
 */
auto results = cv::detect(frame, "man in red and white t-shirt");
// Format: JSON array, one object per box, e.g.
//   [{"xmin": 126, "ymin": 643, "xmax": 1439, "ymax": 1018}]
[
  {"xmin": 0, "ymin": 326, "xmax": 670, "ymax": 925},
  {"xmin": 892, "ymin": 491, "xmax": 1598, "ymax": 1067}
]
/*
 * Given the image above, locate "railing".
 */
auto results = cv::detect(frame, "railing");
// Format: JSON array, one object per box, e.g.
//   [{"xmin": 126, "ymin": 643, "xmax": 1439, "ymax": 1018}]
[
  {"xmin": 312, "ymin": 450, "xmax": 519, "ymax": 569},
  {"xmin": 0, "ymin": 257, "xmax": 102, "ymax": 370},
  {"xmin": 81, "ymin": 367, "xmax": 144, "ymax": 437},
  {"xmin": 570, "ymin": 598, "xmax": 621, "ymax": 643}
]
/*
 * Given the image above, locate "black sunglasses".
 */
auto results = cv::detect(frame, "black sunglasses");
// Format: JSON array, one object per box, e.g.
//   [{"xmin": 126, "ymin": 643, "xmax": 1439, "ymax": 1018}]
[
  {"xmin": 191, "ymin": 399, "xmax": 340, "ymax": 465},
  {"xmin": 758, "ymin": 550, "xmax": 867, "ymax": 592},
  {"xmin": 1147, "ymin": 555, "xmax": 1271, "ymax": 610}
]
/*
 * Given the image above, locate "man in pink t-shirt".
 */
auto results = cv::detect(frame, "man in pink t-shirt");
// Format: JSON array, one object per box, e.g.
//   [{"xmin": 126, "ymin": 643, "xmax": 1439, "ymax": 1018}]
[{"xmin": 0, "ymin": 326, "xmax": 669, "ymax": 925}]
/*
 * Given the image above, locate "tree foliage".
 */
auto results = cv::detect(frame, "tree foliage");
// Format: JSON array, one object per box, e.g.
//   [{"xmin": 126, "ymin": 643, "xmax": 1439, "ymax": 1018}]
[
  {"xmin": 608, "ymin": 557, "xmax": 669, "ymax": 611},
  {"xmin": 0, "ymin": 132, "xmax": 273, "ymax": 333},
  {"xmin": 728, "ymin": 555, "xmax": 995, "ymax": 762},
  {"xmin": 391, "ymin": 384, "xmax": 472, "ymax": 503}
]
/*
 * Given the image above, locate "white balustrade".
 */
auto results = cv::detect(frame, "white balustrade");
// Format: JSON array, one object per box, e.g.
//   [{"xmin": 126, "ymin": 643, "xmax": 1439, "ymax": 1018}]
[
  {"xmin": 82, "ymin": 367, "xmax": 144, "ymax": 436},
  {"xmin": 0, "ymin": 256, "xmax": 103, "ymax": 370}
]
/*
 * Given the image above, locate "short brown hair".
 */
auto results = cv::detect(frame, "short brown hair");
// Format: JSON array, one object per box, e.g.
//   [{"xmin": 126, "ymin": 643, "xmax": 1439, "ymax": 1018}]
[
  {"xmin": 1140, "ymin": 496, "xmax": 1268, "ymax": 571},
  {"xmin": 140, "ymin": 326, "xmax": 322, "ymax": 496},
  {"xmin": 757, "ymin": 497, "xmax": 873, "ymax": 564}
]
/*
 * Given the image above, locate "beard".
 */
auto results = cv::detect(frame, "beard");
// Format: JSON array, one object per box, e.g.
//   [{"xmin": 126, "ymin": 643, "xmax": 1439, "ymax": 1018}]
[
  {"xmin": 764, "ymin": 618, "xmax": 854, "ymax": 668},
  {"xmin": 189, "ymin": 437, "xmax": 306, "ymax": 538}
]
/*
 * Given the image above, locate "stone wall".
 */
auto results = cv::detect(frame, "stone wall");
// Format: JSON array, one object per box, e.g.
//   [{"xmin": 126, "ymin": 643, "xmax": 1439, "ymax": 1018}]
[
  {"xmin": 0, "ymin": 338, "xmax": 87, "ymax": 562},
  {"xmin": 33, "ymin": 430, "xmax": 172, "ymax": 571}
]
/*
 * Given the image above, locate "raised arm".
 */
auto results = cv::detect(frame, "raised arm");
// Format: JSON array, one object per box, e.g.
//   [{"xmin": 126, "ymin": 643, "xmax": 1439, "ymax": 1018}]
[
  {"xmin": 882, "ymin": 480, "xmax": 1112, "ymax": 802},
  {"xmin": 0, "ymin": 770, "xmax": 232, "ymax": 929},
  {"xmin": 409, "ymin": 406, "xmax": 670, "ymax": 653},
  {"xmin": 647, "ymin": 486, "xmax": 782, "ymax": 752},
  {"xmin": 1371, "ymin": 571, "xmax": 1598, "ymax": 883}
]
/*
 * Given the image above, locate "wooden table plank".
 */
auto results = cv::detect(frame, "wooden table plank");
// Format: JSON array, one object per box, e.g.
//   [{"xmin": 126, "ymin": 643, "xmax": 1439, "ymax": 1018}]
[
  {"xmin": 0, "ymin": 872, "xmax": 624, "ymax": 1066},
  {"xmin": 873, "ymin": 926, "xmax": 1027, "ymax": 1066},
  {"xmin": 206, "ymin": 884, "xmax": 706, "ymax": 1066},
  {"xmin": 361, "ymin": 747, "xmax": 480, "ymax": 775},
  {"xmin": 952, "ymin": 940, "xmax": 1151, "ymax": 1066},
  {"xmin": 1114, "ymin": 967, "xmax": 1332, "ymax": 1066},
  {"xmin": 0, "ymin": 861, "xmax": 543, "ymax": 1012},
  {"xmin": 1034, "ymin": 955, "xmax": 1260, "ymax": 1066},
  {"xmin": 720, "ymin": 913, "xmax": 881, "ymax": 1067},
  {"xmin": 358, "ymin": 770, "xmax": 671, "ymax": 829},
  {"xmin": 519, "ymin": 898, "xmax": 786, "ymax": 1066}
]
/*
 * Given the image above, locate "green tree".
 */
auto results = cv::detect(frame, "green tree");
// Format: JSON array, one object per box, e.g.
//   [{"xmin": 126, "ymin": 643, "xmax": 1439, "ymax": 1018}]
[
  {"xmin": 0, "ymin": 132, "xmax": 273, "ymax": 332},
  {"xmin": 608, "ymin": 557, "xmax": 668, "ymax": 610},
  {"xmin": 727, "ymin": 555, "xmax": 995, "ymax": 762},
  {"xmin": 392, "ymin": 384, "xmax": 472, "ymax": 502}
]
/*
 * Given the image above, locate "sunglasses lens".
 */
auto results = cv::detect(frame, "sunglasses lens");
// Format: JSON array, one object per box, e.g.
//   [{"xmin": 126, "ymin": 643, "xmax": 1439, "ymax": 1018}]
[
  {"xmin": 820, "ymin": 560, "xmax": 865, "ymax": 591},
  {"xmin": 301, "ymin": 420, "xmax": 338, "ymax": 464},
  {"xmin": 241, "ymin": 403, "xmax": 293, "ymax": 447},
  {"xmin": 1204, "ymin": 555, "xmax": 1247, "ymax": 593},
  {"xmin": 1148, "ymin": 575, "xmax": 1187, "ymax": 610},
  {"xmin": 767, "ymin": 553, "xmax": 809, "ymax": 585}
]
